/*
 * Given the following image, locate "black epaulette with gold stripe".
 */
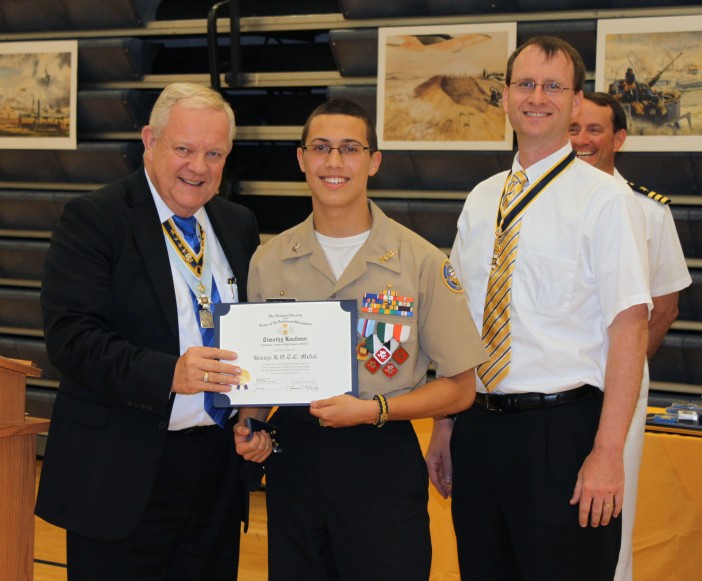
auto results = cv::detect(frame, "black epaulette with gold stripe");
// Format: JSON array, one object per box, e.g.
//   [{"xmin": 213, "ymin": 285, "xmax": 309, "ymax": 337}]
[{"xmin": 626, "ymin": 181, "xmax": 671, "ymax": 205}]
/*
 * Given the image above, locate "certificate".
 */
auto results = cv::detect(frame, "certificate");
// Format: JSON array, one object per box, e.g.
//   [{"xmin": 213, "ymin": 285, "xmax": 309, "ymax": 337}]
[{"xmin": 212, "ymin": 300, "xmax": 358, "ymax": 407}]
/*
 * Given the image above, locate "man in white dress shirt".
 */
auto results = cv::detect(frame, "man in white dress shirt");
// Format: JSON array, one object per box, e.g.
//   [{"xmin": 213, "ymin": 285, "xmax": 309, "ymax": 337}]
[{"xmin": 426, "ymin": 37, "xmax": 652, "ymax": 580}]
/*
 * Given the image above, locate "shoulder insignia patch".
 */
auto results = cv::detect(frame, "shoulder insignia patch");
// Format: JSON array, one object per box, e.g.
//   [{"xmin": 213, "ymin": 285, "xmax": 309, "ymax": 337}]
[
  {"xmin": 441, "ymin": 259, "xmax": 463, "ymax": 293},
  {"xmin": 627, "ymin": 181, "xmax": 670, "ymax": 205}
]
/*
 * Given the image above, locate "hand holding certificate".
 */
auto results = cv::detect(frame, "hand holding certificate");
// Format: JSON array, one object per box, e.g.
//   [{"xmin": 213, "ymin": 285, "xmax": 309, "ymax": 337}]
[{"xmin": 213, "ymin": 300, "xmax": 358, "ymax": 407}]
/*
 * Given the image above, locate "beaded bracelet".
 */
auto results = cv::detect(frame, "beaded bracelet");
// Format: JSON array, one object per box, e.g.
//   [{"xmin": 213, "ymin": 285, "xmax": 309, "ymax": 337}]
[{"xmin": 373, "ymin": 394, "xmax": 388, "ymax": 428}]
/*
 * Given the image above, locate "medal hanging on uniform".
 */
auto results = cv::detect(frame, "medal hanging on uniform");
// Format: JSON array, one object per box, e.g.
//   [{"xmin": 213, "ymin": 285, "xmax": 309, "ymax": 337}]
[
  {"xmin": 356, "ymin": 317, "xmax": 376, "ymax": 360},
  {"xmin": 197, "ymin": 281, "xmax": 214, "ymax": 328},
  {"xmin": 163, "ymin": 218, "xmax": 216, "ymax": 329},
  {"xmin": 358, "ymin": 289, "xmax": 415, "ymax": 377},
  {"xmin": 357, "ymin": 316, "xmax": 412, "ymax": 378}
]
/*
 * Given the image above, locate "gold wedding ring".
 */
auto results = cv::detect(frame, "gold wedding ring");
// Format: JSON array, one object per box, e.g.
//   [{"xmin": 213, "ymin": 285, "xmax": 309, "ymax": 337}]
[
  {"xmin": 203, "ymin": 371, "xmax": 209, "ymax": 383},
  {"xmin": 318, "ymin": 418, "xmax": 326, "ymax": 427},
  {"xmin": 603, "ymin": 503, "xmax": 613, "ymax": 508}
]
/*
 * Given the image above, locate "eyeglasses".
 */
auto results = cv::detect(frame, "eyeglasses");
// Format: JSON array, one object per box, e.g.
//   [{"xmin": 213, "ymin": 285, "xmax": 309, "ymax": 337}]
[
  {"xmin": 301, "ymin": 143, "xmax": 373, "ymax": 157},
  {"xmin": 510, "ymin": 80, "xmax": 573, "ymax": 96}
]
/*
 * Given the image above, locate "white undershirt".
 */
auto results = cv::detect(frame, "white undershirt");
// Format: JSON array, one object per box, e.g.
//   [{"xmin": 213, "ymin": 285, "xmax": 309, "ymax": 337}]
[{"xmin": 315, "ymin": 230, "xmax": 370, "ymax": 280}]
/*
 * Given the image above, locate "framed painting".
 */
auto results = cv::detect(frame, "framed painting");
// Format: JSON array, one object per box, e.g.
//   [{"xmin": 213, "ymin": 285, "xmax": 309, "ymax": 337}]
[
  {"xmin": 377, "ymin": 22, "xmax": 516, "ymax": 151},
  {"xmin": 596, "ymin": 16, "xmax": 702, "ymax": 152},
  {"xmin": 0, "ymin": 40, "xmax": 78, "ymax": 150}
]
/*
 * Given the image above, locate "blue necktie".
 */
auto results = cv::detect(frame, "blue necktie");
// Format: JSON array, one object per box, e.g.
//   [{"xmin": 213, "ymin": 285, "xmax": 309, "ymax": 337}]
[{"xmin": 171, "ymin": 215, "xmax": 229, "ymax": 428}]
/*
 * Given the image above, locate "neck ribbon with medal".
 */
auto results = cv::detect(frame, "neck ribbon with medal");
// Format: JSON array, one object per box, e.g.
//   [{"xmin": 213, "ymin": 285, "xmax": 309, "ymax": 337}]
[
  {"xmin": 491, "ymin": 150, "xmax": 577, "ymax": 271},
  {"xmin": 163, "ymin": 218, "xmax": 216, "ymax": 329}
]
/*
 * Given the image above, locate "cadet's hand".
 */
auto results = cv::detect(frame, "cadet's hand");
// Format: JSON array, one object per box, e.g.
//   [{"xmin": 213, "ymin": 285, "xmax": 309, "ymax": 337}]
[
  {"xmin": 309, "ymin": 394, "xmax": 377, "ymax": 428},
  {"xmin": 171, "ymin": 346, "xmax": 239, "ymax": 395},
  {"xmin": 233, "ymin": 421, "xmax": 273, "ymax": 463},
  {"xmin": 569, "ymin": 447, "xmax": 623, "ymax": 527},
  {"xmin": 426, "ymin": 417, "xmax": 455, "ymax": 498}
]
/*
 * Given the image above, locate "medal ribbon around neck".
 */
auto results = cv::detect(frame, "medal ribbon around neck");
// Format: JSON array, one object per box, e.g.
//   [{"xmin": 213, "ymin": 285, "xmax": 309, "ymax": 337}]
[
  {"xmin": 495, "ymin": 150, "xmax": 577, "ymax": 237},
  {"xmin": 163, "ymin": 218, "xmax": 216, "ymax": 322}
]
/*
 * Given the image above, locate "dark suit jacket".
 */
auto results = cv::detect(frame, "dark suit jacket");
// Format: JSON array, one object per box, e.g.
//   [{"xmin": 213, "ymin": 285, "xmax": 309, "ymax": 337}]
[{"xmin": 35, "ymin": 167, "xmax": 260, "ymax": 541}]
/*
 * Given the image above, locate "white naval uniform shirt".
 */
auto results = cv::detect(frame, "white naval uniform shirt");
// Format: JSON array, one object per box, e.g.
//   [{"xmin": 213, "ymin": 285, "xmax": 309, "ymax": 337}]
[
  {"xmin": 614, "ymin": 169, "xmax": 691, "ymax": 298},
  {"xmin": 611, "ymin": 172, "xmax": 691, "ymax": 581},
  {"xmin": 451, "ymin": 143, "xmax": 652, "ymax": 394},
  {"xmin": 146, "ymin": 171, "xmax": 237, "ymax": 430}
]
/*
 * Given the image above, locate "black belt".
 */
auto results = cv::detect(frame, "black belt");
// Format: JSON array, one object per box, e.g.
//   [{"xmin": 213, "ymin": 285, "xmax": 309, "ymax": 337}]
[{"xmin": 474, "ymin": 384, "xmax": 599, "ymax": 412}]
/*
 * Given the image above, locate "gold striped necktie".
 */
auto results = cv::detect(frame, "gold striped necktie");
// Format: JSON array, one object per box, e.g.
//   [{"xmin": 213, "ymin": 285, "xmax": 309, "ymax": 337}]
[{"xmin": 477, "ymin": 170, "xmax": 528, "ymax": 392}]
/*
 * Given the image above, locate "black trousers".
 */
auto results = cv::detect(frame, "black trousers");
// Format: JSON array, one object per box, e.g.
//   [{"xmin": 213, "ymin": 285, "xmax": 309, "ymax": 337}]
[
  {"xmin": 450, "ymin": 392, "xmax": 621, "ymax": 581},
  {"xmin": 67, "ymin": 420, "xmax": 245, "ymax": 581},
  {"xmin": 265, "ymin": 407, "xmax": 431, "ymax": 581}
]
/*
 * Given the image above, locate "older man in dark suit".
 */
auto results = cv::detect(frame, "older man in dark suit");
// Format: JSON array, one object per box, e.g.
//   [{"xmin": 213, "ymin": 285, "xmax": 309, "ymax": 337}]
[{"xmin": 36, "ymin": 82, "xmax": 263, "ymax": 580}]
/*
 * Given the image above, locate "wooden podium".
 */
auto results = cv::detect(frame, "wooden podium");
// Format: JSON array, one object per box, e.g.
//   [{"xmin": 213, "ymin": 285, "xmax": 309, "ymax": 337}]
[{"xmin": 0, "ymin": 357, "xmax": 49, "ymax": 581}]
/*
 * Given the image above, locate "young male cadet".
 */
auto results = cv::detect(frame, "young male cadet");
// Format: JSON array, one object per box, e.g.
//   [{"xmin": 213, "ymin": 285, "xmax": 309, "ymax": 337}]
[
  {"xmin": 569, "ymin": 91, "xmax": 692, "ymax": 581},
  {"xmin": 426, "ymin": 37, "xmax": 652, "ymax": 580},
  {"xmin": 235, "ymin": 98, "xmax": 486, "ymax": 580},
  {"xmin": 36, "ymin": 83, "xmax": 262, "ymax": 580}
]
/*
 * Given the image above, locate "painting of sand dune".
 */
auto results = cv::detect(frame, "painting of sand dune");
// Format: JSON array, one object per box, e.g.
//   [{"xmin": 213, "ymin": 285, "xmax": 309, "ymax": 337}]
[{"xmin": 377, "ymin": 23, "xmax": 516, "ymax": 150}]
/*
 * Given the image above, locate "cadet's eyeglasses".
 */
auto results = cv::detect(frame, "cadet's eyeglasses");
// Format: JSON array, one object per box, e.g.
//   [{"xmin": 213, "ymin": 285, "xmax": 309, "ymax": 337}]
[{"xmin": 301, "ymin": 143, "xmax": 373, "ymax": 157}]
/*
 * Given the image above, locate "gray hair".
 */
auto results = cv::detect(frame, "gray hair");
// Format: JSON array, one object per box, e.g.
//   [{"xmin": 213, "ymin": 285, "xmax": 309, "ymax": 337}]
[{"xmin": 148, "ymin": 83, "xmax": 236, "ymax": 142}]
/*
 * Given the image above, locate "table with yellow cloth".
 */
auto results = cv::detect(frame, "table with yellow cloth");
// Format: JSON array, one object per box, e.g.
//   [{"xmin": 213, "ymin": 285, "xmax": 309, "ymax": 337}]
[{"xmin": 413, "ymin": 417, "xmax": 702, "ymax": 581}]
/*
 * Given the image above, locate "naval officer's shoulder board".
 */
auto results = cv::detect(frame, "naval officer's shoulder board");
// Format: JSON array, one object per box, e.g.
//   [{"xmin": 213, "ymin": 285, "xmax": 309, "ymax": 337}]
[{"xmin": 626, "ymin": 181, "xmax": 671, "ymax": 205}]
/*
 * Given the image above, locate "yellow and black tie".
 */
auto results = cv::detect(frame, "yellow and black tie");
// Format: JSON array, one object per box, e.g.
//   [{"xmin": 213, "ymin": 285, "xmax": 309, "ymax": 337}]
[{"xmin": 477, "ymin": 170, "xmax": 528, "ymax": 391}]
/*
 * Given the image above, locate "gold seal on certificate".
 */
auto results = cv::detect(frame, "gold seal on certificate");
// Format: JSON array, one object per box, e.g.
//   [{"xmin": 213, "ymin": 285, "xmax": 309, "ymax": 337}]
[{"xmin": 212, "ymin": 300, "xmax": 358, "ymax": 407}]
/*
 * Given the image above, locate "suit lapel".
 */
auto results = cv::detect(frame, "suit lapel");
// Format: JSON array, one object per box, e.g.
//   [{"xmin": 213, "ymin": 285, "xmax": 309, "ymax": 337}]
[
  {"xmin": 206, "ymin": 198, "xmax": 248, "ymax": 299},
  {"xmin": 124, "ymin": 169, "xmax": 180, "ymax": 343}
]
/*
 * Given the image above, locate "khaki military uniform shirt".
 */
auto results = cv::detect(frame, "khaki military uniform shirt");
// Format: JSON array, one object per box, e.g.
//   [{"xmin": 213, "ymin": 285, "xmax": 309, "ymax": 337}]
[{"xmin": 248, "ymin": 201, "xmax": 485, "ymax": 400}]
